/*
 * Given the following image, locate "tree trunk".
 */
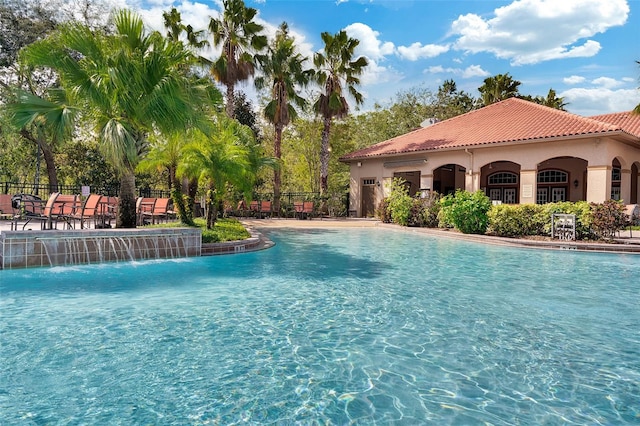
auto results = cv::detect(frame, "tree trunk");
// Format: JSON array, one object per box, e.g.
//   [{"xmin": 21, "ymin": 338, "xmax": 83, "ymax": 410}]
[
  {"xmin": 40, "ymin": 142, "xmax": 58, "ymax": 193},
  {"xmin": 117, "ymin": 169, "xmax": 137, "ymax": 228},
  {"xmin": 273, "ymin": 122, "xmax": 283, "ymax": 215},
  {"xmin": 19, "ymin": 129, "xmax": 58, "ymax": 193},
  {"xmin": 205, "ymin": 186, "xmax": 217, "ymax": 229},
  {"xmin": 171, "ymin": 174, "xmax": 194, "ymax": 226},
  {"xmin": 320, "ymin": 116, "xmax": 332, "ymax": 195},
  {"xmin": 226, "ymin": 84, "xmax": 235, "ymax": 118}
]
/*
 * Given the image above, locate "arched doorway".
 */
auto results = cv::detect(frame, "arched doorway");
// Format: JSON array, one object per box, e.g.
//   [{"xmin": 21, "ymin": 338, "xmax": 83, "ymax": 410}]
[
  {"xmin": 481, "ymin": 161, "xmax": 521, "ymax": 204},
  {"xmin": 611, "ymin": 158, "xmax": 622, "ymax": 201},
  {"xmin": 537, "ymin": 157, "xmax": 587, "ymax": 203},
  {"xmin": 632, "ymin": 162, "xmax": 639, "ymax": 204},
  {"xmin": 433, "ymin": 164, "xmax": 466, "ymax": 196}
]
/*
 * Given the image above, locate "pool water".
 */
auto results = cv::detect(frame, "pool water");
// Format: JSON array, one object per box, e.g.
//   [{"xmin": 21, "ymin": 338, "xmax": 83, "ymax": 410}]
[{"xmin": 1, "ymin": 228, "xmax": 639, "ymax": 424}]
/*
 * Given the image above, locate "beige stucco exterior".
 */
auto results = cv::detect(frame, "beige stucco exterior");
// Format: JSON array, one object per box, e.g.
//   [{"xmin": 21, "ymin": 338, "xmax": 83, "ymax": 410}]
[{"xmin": 347, "ymin": 135, "xmax": 640, "ymax": 217}]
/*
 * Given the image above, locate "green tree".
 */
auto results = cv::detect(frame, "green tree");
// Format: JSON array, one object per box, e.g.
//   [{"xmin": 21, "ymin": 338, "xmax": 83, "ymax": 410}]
[
  {"xmin": 478, "ymin": 73, "xmax": 521, "ymax": 106},
  {"xmin": 255, "ymin": 22, "xmax": 311, "ymax": 213},
  {"xmin": 20, "ymin": 10, "xmax": 213, "ymax": 227},
  {"xmin": 179, "ymin": 117, "xmax": 264, "ymax": 229},
  {"xmin": 433, "ymin": 79, "xmax": 477, "ymax": 119},
  {"xmin": 208, "ymin": 0, "xmax": 267, "ymax": 118},
  {"xmin": 520, "ymin": 88, "xmax": 567, "ymax": 110},
  {"xmin": 313, "ymin": 30, "xmax": 368, "ymax": 195}
]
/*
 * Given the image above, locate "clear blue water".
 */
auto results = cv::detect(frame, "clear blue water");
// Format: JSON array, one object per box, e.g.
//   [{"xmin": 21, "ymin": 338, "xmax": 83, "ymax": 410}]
[{"xmin": 1, "ymin": 228, "xmax": 639, "ymax": 425}]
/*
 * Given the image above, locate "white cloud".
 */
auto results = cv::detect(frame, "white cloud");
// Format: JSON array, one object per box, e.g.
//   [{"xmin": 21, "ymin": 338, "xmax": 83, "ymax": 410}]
[
  {"xmin": 564, "ymin": 75, "xmax": 586, "ymax": 85},
  {"xmin": 560, "ymin": 87, "xmax": 640, "ymax": 116},
  {"xmin": 592, "ymin": 76, "xmax": 623, "ymax": 89},
  {"xmin": 450, "ymin": 0, "xmax": 629, "ymax": 65},
  {"xmin": 344, "ymin": 23, "xmax": 395, "ymax": 60},
  {"xmin": 397, "ymin": 42, "xmax": 449, "ymax": 61},
  {"xmin": 425, "ymin": 64, "xmax": 490, "ymax": 79},
  {"xmin": 342, "ymin": 23, "xmax": 399, "ymax": 87}
]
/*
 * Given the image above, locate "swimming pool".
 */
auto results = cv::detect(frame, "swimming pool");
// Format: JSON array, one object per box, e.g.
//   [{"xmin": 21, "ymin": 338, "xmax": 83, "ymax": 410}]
[{"xmin": 1, "ymin": 227, "xmax": 638, "ymax": 424}]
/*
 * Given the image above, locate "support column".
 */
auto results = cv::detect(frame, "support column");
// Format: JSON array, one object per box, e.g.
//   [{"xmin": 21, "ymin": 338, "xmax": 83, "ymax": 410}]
[
  {"xmin": 620, "ymin": 169, "xmax": 631, "ymax": 203},
  {"xmin": 586, "ymin": 165, "xmax": 611, "ymax": 203},
  {"xmin": 465, "ymin": 171, "xmax": 480, "ymax": 193},
  {"xmin": 420, "ymin": 174, "xmax": 433, "ymax": 193},
  {"xmin": 519, "ymin": 169, "xmax": 537, "ymax": 204}
]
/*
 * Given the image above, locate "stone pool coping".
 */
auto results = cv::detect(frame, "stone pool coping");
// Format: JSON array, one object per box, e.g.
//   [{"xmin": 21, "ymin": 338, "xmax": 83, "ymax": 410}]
[{"xmin": 239, "ymin": 218, "xmax": 640, "ymax": 255}]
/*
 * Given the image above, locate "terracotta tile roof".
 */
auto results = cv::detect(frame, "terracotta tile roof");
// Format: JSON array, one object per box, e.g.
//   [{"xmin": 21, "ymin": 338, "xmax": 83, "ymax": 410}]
[
  {"xmin": 341, "ymin": 98, "xmax": 639, "ymax": 161},
  {"xmin": 590, "ymin": 111, "xmax": 640, "ymax": 137}
]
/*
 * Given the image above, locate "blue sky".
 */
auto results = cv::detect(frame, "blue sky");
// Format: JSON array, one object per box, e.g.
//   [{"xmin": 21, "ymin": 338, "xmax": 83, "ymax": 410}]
[{"xmin": 128, "ymin": 0, "xmax": 640, "ymax": 116}]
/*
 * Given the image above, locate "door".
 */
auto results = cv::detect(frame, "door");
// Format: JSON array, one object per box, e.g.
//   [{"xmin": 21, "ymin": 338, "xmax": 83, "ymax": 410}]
[
  {"xmin": 537, "ymin": 188, "xmax": 548, "ymax": 204},
  {"xmin": 361, "ymin": 185, "xmax": 375, "ymax": 217},
  {"xmin": 504, "ymin": 188, "xmax": 517, "ymax": 204},
  {"xmin": 489, "ymin": 188, "xmax": 501, "ymax": 201},
  {"xmin": 551, "ymin": 187, "xmax": 566, "ymax": 202}
]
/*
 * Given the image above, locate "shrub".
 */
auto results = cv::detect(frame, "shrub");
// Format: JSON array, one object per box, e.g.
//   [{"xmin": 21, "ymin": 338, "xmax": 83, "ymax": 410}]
[
  {"xmin": 487, "ymin": 203, "xmax": 547, "ymax": 237},
  {"xmin": 543, "ymin": 201, "xmax": 593, "ymax": 239},
  {"xmin": 590, "ymin": 199, "xmax": 627, "ymax": 240},
  {"xmin": 440, "ymin": 190, "xmax": 492, "ymax": 234},
  {"xmin": 376, "ymin": 198, "xmax": 392, "ymax": 223},
  {"xmin": 386, "ymin": 178, "xmax": 413, "ymax": 226},
  {"xmin": 411, "ymin": 192, "xmax": 441, "ymax": 227}
]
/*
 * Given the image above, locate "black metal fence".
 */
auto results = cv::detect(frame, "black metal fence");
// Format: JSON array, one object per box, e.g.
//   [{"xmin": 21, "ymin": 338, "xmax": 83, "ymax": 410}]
[
  {"xmin": 0, "ymin": 182, "xmax": 171, "ymax": 198},
  {"xmin": 0, "ymin": 182, "xmax": 350, "ymax": 217}
]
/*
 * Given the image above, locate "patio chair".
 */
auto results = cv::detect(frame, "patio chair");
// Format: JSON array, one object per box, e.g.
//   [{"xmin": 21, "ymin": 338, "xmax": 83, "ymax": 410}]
[
  {"xmin": 259, "ymin": 200, "xmax": 272, "ymax": 219},
  {"xmin": 142, "ymin": 197, "xmax": 172, "ymax": 224},
  {"xmin": 249, "ymin": 200, "xmax": 260, "ymax": 217},
  {"xmin": 136, "ymin": 197, "xmax": 156, "ymax": 225},
  {"xmin": 301, "ymin": 201, "xmax": 315, "ymax": 220},
  {"xmin": 98, "ymin": 196, "xmax": 118, "ymax": 228},
  {"xmin": 11, "ymin": 192, "xmax": 77, "ymax": 230},
  {"xmin": 67, "ymin": 194, "xmax": 103, "ymax": 229},
  {"xmin": 293, "ymin": 201, "xmax": 304, "ymax": 219},
  {"xmin": 0, "ymin": 194, "xmax": 18, "ymax": 222}
]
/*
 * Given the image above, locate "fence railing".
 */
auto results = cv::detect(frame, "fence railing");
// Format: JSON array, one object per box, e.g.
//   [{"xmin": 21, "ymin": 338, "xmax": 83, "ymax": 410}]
[{"xmin": 0, "ymin": 182, "xmax": 170, "ymax": 198}]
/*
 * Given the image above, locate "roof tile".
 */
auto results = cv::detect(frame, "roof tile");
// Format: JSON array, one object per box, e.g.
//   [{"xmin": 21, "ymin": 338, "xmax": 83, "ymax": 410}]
[{"xmin": 341, "ymin": 98, "xmax": 639, "ymax": 161}]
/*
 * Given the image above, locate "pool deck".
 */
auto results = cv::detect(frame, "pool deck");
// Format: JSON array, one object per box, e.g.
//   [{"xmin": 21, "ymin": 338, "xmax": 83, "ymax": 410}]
[{"xmin": 242, "ymin": 218, "xmax": 640, "ymax": 254}]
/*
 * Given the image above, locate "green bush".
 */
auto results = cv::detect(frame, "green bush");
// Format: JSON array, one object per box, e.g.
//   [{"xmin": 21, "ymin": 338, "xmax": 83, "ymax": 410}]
[
  {"xmin": 409, "ymin": 192, "xmax": 441, "ymax": 227},
  {"xmin": 386, "ymin": 178, "xmax": 413, "ymax": 226},
  {"xmin": 487, "ymin": 203, "xmax": 547, "ymax": 237},
  {"xmin": 376, "ymin": 198, "xmax": 392, "ymax": 223},
  {"xmin": 440, "ymin": 190, "xmax": 492, "ymax": 234},
  {"xmin": 590, "ymin": 199, "xmax": 627, "ymax": 240},
  {"xmin": 543, "ymin": 201, "xmax": 592, "ymax": 239}
]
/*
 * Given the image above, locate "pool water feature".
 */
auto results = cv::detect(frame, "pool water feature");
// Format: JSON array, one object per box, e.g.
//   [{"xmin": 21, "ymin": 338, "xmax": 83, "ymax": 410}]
[{"xmin": 1, "ymin": 228, "xmax": 638, "ymax": 424}]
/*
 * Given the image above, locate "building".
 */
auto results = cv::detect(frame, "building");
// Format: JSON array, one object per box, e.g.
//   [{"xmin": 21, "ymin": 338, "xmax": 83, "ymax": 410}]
[{"xmin": 340, "ymin": 98, "xmax": 640, "ymax": 217}]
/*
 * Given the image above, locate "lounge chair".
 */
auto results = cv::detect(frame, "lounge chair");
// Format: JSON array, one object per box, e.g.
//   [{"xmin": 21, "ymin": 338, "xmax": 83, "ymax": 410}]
[
  {"xmin": 0, "ymin": 194, "xmax": 18, "ymax": 222},
  {"xmin": 11, "ymin": 192, "xmax": 78, "ymax": 230},
  {"xmin": 259, "ymin": 200, "xmax": 272, "ymax": 219},
  {"xmin": 67, "ymin": 194, "xmax": 103, "ymax": 229},
  {"xmin": 136, "ymin": 197, "xmax": 156, "ymax": 225},
  {"xmin": 301, "ymin": 201, "xmax": 315, "ymax": 220},
  {"xmin": 142, "ymin": 197, "xmax": 172, "ymax": 224}
]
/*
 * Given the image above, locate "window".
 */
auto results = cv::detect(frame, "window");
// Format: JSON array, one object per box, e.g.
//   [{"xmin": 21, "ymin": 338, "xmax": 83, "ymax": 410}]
[
  {"xmin": 488, "ymin": 172, "xmax": 518, "ymax": 185},
  {"xmin": 611, "ymin": 167, "xmax": 621, "ymax": 182},
  {"xmin": 537, "ymin": 170, "xmax": 567, "ymax": 183},
  {"xmin": 363, "ymin": 179, "xmax": 376, "ymax": 186}
]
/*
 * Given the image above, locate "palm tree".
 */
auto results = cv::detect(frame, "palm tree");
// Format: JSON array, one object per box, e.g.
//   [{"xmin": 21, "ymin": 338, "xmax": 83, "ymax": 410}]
[
  {"xmin": 478, "ymin": 73, "xmax": 521, "ymax": 106},
  {"xmin": 179, "ymin": 117, "xmax": 264, "ymax": 229},
  {"xmin": 20, "ymin": 10, "xmax": 213, "ymax": 227},
  {"xmin": 255, "ymin": 22, "xmax": 312, "ymax": 214},
  {"xmin": 208, "ymin": 0, "xmax": 267, "ymax": 118},
  {"xmin": 7, "ymin": 88, "xmax": 78, "ymax": 192},
  {"xmin": 313, "ymin": 30, "xmax": 368, "ymax": 195}
]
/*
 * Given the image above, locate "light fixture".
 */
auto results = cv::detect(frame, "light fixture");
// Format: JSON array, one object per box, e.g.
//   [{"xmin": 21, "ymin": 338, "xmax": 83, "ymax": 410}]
[
  {"xmin": 357, "ymin": 161, "xmax": 362, "ymax": 167},
  {"xmin": 573, "ymin": 179, "xmax": 579, "ymax": 188}
]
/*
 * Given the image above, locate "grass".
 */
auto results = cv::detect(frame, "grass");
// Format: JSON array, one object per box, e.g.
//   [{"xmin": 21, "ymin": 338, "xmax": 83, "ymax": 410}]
[{"xmin": 144, "ymin": 217, "xmax": 250, "ymax": 243}]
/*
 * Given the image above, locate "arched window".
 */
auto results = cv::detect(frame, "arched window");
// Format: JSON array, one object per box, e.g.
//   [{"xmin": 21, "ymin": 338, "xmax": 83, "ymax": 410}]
[
  {"xmin": 488, "ymin": 172, "xmax": 518, "ymax": 185},
  {"xmin": 537, "ymin": 170, "xmax": 567, "ymax": 183}
]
